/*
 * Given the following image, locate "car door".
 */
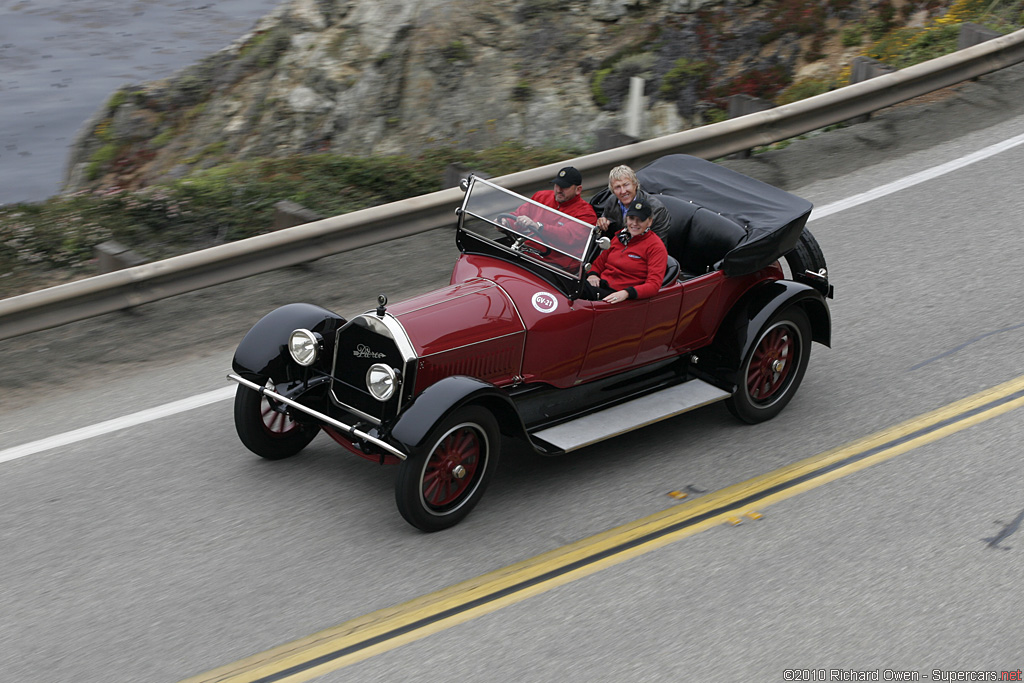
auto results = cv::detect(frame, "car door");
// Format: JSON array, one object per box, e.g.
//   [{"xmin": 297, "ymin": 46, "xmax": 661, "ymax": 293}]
[{"xmin": 577, "ymin": 279, "xmax": 686, "ymax": 380}]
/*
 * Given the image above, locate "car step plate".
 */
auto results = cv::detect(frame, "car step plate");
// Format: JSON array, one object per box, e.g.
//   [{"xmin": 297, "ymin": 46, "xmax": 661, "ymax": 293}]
[{"xmin": 531, "ymin": 379, "xmax": 730, "ymax": 453}]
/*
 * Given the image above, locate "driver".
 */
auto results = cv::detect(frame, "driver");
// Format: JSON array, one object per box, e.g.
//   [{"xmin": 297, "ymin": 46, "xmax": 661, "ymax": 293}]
[
  {"xmin": 510, "ymin": 166, "xmax": 597, "ymax": 246},
  {"xmin": 582, "ymin": 200, "xmax": 667, "ymax": 304}
]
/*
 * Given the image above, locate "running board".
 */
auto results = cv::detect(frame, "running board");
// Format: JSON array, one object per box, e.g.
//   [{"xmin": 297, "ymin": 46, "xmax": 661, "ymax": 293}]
[{"xmin": 530, "ymin": 379, "xmax": 730, "ymax": 453}]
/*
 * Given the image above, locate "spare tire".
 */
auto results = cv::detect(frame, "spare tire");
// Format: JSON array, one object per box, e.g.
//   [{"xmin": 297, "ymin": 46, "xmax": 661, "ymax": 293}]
[{"xmin": 783, "ymin": 228, "xmax": 826, "ymax": 277}]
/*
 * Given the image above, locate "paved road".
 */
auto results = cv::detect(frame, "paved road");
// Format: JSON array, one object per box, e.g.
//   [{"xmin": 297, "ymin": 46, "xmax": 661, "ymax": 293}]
[
  {"xmin": 1, "ymin": 70, "xmax": 1023, "ymax": 682},
  {"xmin": 0, "ymin": 0, "xmax": 283, "ymax": 205}
]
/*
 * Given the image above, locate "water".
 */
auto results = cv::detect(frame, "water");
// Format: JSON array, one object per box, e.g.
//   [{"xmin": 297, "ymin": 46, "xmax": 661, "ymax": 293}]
[{"xmin": 0, "ymin": 0, "xmax": 284, "ymax": 205}]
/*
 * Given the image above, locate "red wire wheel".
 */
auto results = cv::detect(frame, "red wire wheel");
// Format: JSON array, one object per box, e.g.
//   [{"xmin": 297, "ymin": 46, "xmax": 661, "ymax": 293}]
[
  {"xmin": 395, "ymin": 406, "xmax": 500, "ymax": 532},
  {"xmin": 746, "ymin": 323, "xmax": 797, "ymax": 403},
  {"xmin": 727, "ymin": 306, "xmax": 811, "ymax": 424},
  {"xmin": 421, "ymin": 425, "xmax": 484, "ymax": 508}
]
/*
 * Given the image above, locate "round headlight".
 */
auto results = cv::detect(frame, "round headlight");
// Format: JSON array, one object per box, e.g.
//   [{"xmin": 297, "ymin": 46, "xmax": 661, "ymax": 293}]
[
  {"xmin": 366, "ymin": 363, "xmax": 399, "ymax": 401},
  {"xmin": 288, "ymin": 329, "xmax": 319, "ymax": 367}
]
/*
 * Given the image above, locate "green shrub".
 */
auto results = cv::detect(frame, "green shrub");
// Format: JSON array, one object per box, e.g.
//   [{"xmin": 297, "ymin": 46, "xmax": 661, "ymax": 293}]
[
  {"xmin": 591, "ymin": 68, "xmax": 612, "ymax": 106},
  {"xmin": 659, "ymin": 58, "xmax": 713, "ymax": 97},
  {"xmin": 841, "ymin": 26, "xmax": 864, "ymax": 46},
  {"xmin": 775, "ymin": 79, "xmax": 830, "ymax": 106}
]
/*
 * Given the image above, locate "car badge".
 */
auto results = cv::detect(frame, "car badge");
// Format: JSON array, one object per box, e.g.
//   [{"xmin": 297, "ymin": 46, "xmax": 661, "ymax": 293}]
[
  {"xmin": 531, "ymin": 291, "xmax": 558, "ymax": 314},
  {"xmin": 354, "ymin": 344, "xmax": 386, "ymax": 359}
]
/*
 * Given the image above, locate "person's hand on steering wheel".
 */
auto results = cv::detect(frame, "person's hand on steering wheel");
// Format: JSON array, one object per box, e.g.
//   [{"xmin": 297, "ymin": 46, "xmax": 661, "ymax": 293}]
[{"xmin": 515, "ymin": 215, "xmax": 541, "ymax": 234}]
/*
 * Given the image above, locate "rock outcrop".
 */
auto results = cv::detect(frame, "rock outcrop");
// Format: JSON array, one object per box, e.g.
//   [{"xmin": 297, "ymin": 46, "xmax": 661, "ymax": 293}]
[{"xmin": 64, "ymin": 0, "xmax": 918, "ymax": 193}]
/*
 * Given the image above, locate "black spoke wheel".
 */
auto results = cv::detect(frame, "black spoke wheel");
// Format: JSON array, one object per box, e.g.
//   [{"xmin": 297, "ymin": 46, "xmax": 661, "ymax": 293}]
[
  {"xmin": 395, "ymin": 406, "xmax": 500, "ymax": 532},
  {"xmin": 726, "ymin": 306, "xmax": 811, "ymax": 424},
  {"xmin": 233, "ymin": 381, "xmax": 318, "ymax": 460}
]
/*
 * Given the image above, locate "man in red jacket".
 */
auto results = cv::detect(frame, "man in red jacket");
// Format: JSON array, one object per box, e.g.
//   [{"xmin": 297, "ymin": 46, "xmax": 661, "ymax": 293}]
[
  {"xmin": 583, "ymin": 199, "xmax": 668, "ymax": 303},
  {"xmin": 512, "ymin": 166, "xmax": 598, "ymax": 229}
]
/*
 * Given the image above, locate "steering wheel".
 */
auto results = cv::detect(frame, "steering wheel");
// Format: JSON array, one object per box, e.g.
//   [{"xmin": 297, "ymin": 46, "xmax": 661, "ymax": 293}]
[
  {"xmin": 495, "ymin": 213, "xmax": 538, "ymax": 235},
  {"xmin": 493, "ymin": 213, "xmax": 551, "ymax": 257}
]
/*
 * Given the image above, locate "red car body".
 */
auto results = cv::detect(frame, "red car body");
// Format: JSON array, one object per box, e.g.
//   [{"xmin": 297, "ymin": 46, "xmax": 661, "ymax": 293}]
[{"xmin": 228, "ymin": 155, "xmax": 833, "ymax": 531}]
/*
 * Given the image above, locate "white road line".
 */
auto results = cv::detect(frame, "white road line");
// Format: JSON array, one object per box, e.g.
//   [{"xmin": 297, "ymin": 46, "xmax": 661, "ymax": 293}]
[
  {"xmin": 0, "ymin": 386, "xmax": 234, "ymax": 464},
  {"xmin": 809, "ymin": 131, "xmax": 1024, "ymax": 221},
  {"xmin": 4, "ymin": 131, "xmax": 1024, "ymax": 465}
]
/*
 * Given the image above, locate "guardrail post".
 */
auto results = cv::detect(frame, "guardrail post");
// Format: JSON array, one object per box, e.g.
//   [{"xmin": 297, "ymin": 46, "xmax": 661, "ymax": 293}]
[
  {"xmin": 273, "ymin": 200, "xmax": 324, "ymax": 230},
  {"xmin": 94, "ymin": 240, "xmax": 150, "ymax": 273},
  {"xmin": 958, "ymin": 22, "xmax": 1001, "ymax": 49},
  {"xmin": 625, "ymin": 76, "xmax": 646, "ymax": 138},
  {"xmin": 959, "ymin": 23, "xmax": 1002, "ymax": 80},
  {"xmin": 848, "ymin": 56, "xmax": 896, "ymax": 123},
  {"xmin": 443, "ymin": 163, "xmax": 491, "ymax": 189},
  {"xmin": 728, "ymin": 94, "xmax": 775, "ymax": 158},
  {"xmin": 594, "ymin": 128, "xmax": 638, "ymax": 152}
]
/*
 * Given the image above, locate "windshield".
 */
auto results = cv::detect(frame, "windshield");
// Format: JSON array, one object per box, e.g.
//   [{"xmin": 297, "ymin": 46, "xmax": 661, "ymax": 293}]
[{"xmin": 459, "ymin": 177, "xmax": 596, "ymax": 279}]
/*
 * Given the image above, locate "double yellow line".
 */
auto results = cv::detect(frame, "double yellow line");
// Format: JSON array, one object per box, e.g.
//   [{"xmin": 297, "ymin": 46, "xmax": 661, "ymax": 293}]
[{"xmin": 182, "ymin": 374, "xmax": 1024, "ymax": 683}]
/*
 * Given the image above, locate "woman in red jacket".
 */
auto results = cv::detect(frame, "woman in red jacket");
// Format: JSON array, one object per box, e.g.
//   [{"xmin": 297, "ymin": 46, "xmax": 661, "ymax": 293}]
[{"xmin": 583, "ymin": 199, "xmax": 668, "ymax": 304}]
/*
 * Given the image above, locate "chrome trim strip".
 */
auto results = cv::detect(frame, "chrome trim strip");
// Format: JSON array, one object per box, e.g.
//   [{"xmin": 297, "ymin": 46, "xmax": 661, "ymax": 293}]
[
  {"xmin": 418, "ymin": 329, "xmax": 526, "ymax": 359},
  {"xmin": 489, "ymin": 279, "xmax": 529, "ymax": 382},
  {"xmin": 388, "ymin": 279, "xmax": 496, "ymax": 317},
  {"xmin": 228, "ymin": 373, "xmax": 407, "ymax": 460},
  {"xmin": 371, "ymin": 312, "xmax": 418, "ymax": 362},
  {"xmin": 489, "ymin": 280, "xmax": 527, "ymax": 329}
]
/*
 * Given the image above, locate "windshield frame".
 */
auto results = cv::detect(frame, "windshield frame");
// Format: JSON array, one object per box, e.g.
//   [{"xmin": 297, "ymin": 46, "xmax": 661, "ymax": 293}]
[{"xmin": 457, "ymin": 176, "xmax": 597, "ymax": 282}]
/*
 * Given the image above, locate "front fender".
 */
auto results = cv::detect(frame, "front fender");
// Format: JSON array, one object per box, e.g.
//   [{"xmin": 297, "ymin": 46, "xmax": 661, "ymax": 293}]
[
  {"xmin": 388, "ymin": 376, "xmax": 524, "ymax": 455},
  {"xmin": 700, "ymin": 280, "xmax": 830, "ymax": 387},
  {"xmin": 232, "ymin": 303, "xmax": 346, "ymax": 381}
]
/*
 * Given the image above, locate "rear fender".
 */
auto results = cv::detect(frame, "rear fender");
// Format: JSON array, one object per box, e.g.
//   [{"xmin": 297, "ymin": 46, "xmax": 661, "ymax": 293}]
[
  {"xmin": 698, "ymin": 280, "xmax": 830, "ymax": 388},
  {"xmin": 232, "ymin": 303, "xmax": 346, "ymax": 381},
  {"xmin": 388, "ymin": 376, "xmax": 525, "ymax": 456}
]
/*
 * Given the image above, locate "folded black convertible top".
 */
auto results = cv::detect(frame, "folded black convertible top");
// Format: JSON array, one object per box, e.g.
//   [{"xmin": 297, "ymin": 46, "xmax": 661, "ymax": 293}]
[{"xmin": 637, "ymin": 154, "xmax": 813, "ymax": 277}]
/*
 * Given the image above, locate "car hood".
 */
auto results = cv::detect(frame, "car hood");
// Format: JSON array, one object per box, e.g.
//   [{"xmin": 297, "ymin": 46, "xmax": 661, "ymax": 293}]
[{"xmin": 386, "ymin": 278, "xmax": 525, "ymax": 356}]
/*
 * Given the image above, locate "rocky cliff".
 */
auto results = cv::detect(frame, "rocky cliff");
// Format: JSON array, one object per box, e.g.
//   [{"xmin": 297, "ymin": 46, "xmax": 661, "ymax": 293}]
[{"xmin": 64, "ymin": 0, "xmax": 938, "ymax": 193}]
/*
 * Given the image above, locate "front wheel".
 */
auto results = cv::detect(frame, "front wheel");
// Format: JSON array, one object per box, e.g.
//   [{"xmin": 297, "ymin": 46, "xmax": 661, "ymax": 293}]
[
  {"xmin": 395, "ymin": 405, "xmax": 500, "ymax": 532},
  {"xmin": 233, "ymin": 382, "xmax": 318, "ymax": 459},
  {"xmin": 726, "ymin": 306, "xmax": 811, "ymax": 424}
]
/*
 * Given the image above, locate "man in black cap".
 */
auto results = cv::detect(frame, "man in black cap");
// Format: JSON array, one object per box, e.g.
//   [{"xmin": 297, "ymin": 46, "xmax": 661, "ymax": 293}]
[
  {"xmin": 582, "ymin": 199, "xmax": 668, "ymax": 303},
  {"xmin": 512, "ymin": 165, "xmax": 597, "ymax": 231}
]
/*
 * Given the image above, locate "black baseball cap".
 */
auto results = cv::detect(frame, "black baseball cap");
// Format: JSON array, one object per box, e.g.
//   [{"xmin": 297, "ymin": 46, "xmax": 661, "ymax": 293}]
[
  {"xmin": 625, "ymin": 200, "xmax": 652, "ymax": 220},
  {"xmin": 552, "ymin": 166, "xmax": 583, "ymax": 188}
]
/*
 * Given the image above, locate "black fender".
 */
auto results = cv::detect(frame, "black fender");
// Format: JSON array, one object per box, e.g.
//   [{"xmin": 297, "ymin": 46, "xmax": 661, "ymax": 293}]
[
  {"xmin": 232, "ymin": 303, "xmax": 346, "ymax": 381},
  {"xmin": 388, "ymin": 376, "xmax": 525, "ymax": 456},
  {"xmin": 698, "ymin": 280, "xmax": 830, "ymax": 389}
]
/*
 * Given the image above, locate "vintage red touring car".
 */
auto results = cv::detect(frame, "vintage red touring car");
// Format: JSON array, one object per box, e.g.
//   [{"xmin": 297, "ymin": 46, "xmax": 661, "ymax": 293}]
[{"xmin": 228, "ymin": 154, "xmax": 833, "ymax": 531}]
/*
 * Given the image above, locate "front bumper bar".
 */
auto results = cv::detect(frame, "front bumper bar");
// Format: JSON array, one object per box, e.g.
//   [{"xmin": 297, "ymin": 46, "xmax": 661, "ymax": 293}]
[{"xmin": 227, "ymin": 373, "xmax": 407, "ymax": 461}]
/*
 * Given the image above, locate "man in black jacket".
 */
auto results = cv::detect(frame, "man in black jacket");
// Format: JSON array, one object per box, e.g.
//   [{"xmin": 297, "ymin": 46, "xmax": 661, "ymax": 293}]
[{"xmin": 594, "ymin": 165, "xmax": 670, "ymax": 243}]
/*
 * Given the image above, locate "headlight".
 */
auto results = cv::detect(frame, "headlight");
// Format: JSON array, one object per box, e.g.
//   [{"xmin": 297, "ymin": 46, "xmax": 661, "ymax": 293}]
[
  {"xmin": 366, "ymin": 363, "xmax": 399, "ymax": 401},
  {"xmin": 288, "ymin": 328, "xmax": 320, "ymax": 366}
]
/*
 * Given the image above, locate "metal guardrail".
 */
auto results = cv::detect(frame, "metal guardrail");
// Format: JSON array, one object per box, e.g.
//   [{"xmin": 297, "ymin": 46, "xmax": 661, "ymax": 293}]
[{"xmin": 2, "ymin": 27, "xmax": 1023, "ymax": 341}]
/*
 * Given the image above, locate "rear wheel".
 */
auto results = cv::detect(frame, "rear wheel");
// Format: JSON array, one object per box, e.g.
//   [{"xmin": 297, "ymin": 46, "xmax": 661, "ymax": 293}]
[
  {"xmin": 726, "ymin": 306, "xmax": 811, "ymax": 424},
  {"xmin": 233, "ymin": 381, "xmax": 318, "ymax": 459},
  {"xmin": 395, "ymin": 406, "xmax": 500, "ymax": 532}
]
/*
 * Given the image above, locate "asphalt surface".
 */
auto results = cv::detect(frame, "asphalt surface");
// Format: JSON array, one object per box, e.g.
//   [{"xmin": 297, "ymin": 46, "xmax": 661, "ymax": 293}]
[{"xmin": 0, "ymin": 63, "xmax": 1023, "ymax": 683}]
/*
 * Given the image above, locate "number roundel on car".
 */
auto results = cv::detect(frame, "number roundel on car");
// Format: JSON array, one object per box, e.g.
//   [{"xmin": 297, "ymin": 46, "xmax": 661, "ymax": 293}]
[{"xmin": 531, "ymin": 291, "xmax": 558, "ymax": 314}]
